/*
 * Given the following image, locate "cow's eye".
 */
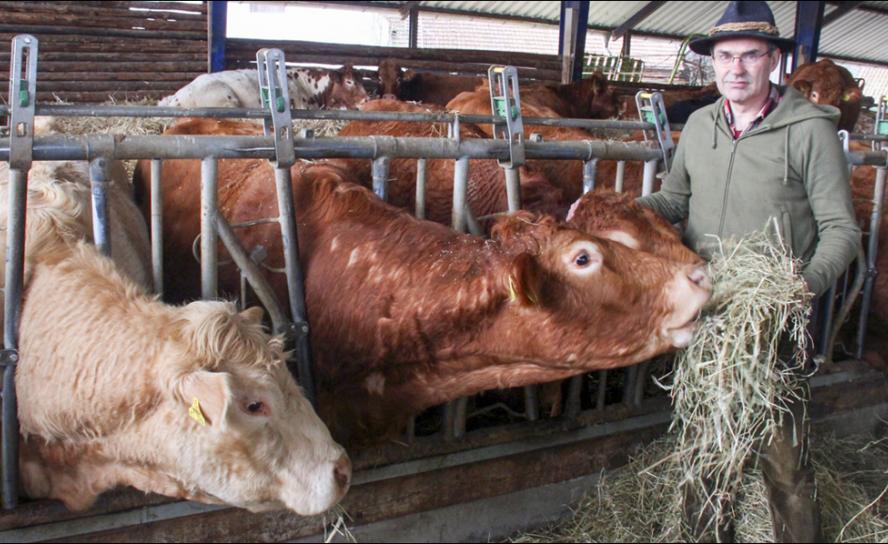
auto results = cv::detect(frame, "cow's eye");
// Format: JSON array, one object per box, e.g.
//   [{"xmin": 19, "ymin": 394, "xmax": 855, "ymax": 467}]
[
  {"xmin": 244, "ymin": 400, "xmax": 269, "ymax": 416},
  {"xmin": 575, "ymin": 252, "xmax": 590, "ymax": 267},
  {"xmin": 345, "ymin": 79, "xmax": 354, "ymax": 87}
]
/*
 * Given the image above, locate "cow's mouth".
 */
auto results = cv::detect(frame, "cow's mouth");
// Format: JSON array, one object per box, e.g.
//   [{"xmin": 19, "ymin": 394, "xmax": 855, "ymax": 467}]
[{"xmin": 666, "ymin": 317, "xmax": 700, "ymax": 348}]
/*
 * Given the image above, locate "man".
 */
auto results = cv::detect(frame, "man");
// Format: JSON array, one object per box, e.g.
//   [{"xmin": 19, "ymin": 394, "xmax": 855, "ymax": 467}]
[{"xmin": 637, "ymin": 2, "xmax": 861, "ymax": 542}]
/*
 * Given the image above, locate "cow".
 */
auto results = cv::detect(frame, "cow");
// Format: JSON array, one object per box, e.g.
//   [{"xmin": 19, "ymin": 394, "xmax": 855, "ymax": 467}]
[
  {"xmin": 495, "ymin": 71, "xmax": 619, "ymax": 120},
  {"xmin": 616, "ymin": 83, "xmax": 721, "ymax": 124},
  {"xmin": 135, "ymin": 118, "xmax": 712, "ymax": 444},
  {"xmin": 325, "ymin": 99, "xmax": 565, "ymax": 226},
  {"xmin": 446, "ymin": 90, "xmax": 663, "ymax": 202},
  {"xmin": 158, "ymin": 65, "xmax": 369, "ymax": 110},
  {"xmin": 788, "ymin": 58, "xmax": 862, "ymax": 132},
  {"xmin": 376, "ymin": 60, "xmax": 483, "ymax": 105},
  {"xmin": 2, "ymin": 119, "xmax": 350, "ymax": 514}
]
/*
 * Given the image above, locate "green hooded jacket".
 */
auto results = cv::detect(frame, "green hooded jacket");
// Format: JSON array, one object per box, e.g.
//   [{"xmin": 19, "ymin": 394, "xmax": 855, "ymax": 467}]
[{"xmin": 637, "ymin": 85, "xmax": 861, "ymax": 296}]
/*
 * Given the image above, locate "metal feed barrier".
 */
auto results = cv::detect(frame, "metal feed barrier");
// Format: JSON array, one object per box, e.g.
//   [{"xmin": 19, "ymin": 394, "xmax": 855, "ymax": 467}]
[{"xmin": 1, "ymin": 34, "xmax": 886, "ymax": 516}]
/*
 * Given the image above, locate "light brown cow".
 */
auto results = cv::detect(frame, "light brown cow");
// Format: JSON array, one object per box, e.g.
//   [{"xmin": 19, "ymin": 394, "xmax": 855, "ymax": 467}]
[
  {"xmin": 135, "ymin": 119, "xmax": 712, "ymax": 444},
  {"xmin": 159, "ymin": 65, "xmax": 369, "ymax": 110},
  {"xmin": 2, "ymin": 122, "xmax": 350, "ymax": 514},
  {"xmin": 789, "ymin": 58, "xmax": 862, "ymax": 132},
  {"xmin": 326, "ymin": 99, "xmax": 565, "ymax": 226}
]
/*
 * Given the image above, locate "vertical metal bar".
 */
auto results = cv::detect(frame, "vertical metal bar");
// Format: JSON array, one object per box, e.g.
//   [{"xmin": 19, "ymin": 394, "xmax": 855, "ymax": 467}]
[
  {"xmin": 415, "ymin": 158, "xmax": 426, "ymax": 219},
  {"xmin": 407, "ymin": 4, "xmax": 419, "ymax": 49},
  {"xmin": 451, "ymin": 157, "xmax": 469, "ymax": 233},
  {"xmin": 564, "ymin": 373, "xmax": 583, "ymax": 418},
  {"xmin": 615, "ymin": 161, "xmax": 626, "ymax": 193},
  {"xmin": 200, "ymin": 157, "xmax": 218, "ymax": 300},
  {"xmin": 503, "ymin": 166, "xmax": 521, "ymax": 212},
  {"xmin": 817, "ymin": 284, "xmax": 837, "ymax": 357},
  {"xmin": 632, "ymin": 361, "xmax": 649, "ymax": 406},
  {"xmin": 622, "ymin": 365, "xmax": 638, "ymax": 406},
  {"xmin": 89, "ymin": 158, "xmax": 112, "ymax": 257},
  {"xmin": 2, "ymin": 169, "xmax": 26, "ymax": 510},
  {"xmin": 372, "ymin": 156, "xmax": 390, "ymax": 202},
  {"xmin": 150, "ymin": 159, "xmax": 163, "ymax": 296},
  {"xmin": 464, "ymin": 205, "xmax": 483, "ymax": 237},
  {"xmin": 596, "ymin": 370, "xmax": 608, "ymax": 410},
  {"xmin": 641, "ymin": 159, "xmax": 657, "ymax": 196},
  {"xmin": 582, "ymin": 159, "xmax": 598, "ymax": 194},
  {"xmin": 273, "ymin": 166, "xmax": 317, "ymax": 407},
  {"xmin": 857, "ymin": 166, "xmax": 886, "ymax": 359}
]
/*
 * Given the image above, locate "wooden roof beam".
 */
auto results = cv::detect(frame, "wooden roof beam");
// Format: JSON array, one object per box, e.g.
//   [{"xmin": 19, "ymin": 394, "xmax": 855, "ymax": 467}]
[{"xmin": 609, "ymin": 1, "xmax": 666, "ymax": 42}]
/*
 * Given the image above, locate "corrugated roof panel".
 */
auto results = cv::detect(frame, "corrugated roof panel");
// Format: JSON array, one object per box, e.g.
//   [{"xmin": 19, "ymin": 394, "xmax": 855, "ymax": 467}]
[
  {"xmin": 820, "ymin": 10, "xmax": 888, "ymax": 61},
  {"xmin": 419, "ymin": 1, "xmax": 562, "ymax": 21}
]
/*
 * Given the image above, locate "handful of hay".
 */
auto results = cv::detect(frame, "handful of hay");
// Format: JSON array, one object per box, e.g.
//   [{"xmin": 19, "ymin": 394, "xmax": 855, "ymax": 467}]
[{"xmin": 660, "ymin": 225, "xmax": 814, "ymax": 537}]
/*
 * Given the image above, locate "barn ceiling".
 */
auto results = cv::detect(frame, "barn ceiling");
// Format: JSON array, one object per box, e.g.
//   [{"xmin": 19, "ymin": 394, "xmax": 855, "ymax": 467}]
[{"xmin": 353, "ymin": 1, "xmax": 888, "ymax": 67}]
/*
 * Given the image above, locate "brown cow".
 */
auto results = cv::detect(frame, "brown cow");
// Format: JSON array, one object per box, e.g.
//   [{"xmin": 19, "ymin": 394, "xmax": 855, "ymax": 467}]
[
  {"xmin": 500, "ymin": 72, "xmax": 619, "ymax": 120},
  {"xmin": 135, "ymin": 119, "xmax": 712, "ymax": 444},
  {"xmin": 376, "ymin": 60, "xmax": 483, "ymax": 105},
  {"xmin": 447, "ymin": 90, "xmax": 663, "ymax": 202},
  {"xmin": 326, "ymin": 99, "xmax": 565, "ymax": 226},
  {"xmin": 0, "ymin": 138, "xmax": 349, "ymax": 514},
  {"xmin": 789, "ymin": 58, "xmax": 862, "ymax": 132}
]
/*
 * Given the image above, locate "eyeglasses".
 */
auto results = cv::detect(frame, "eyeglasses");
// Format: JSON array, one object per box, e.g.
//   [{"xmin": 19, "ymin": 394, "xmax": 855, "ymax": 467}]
[{"xmin": 712, "ymin": 49, "xmax": 774, "ymax": 66}]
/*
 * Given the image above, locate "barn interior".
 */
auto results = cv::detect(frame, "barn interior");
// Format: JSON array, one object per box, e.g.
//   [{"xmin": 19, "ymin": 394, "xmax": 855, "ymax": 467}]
[{"xmin": 0, "ymin": 1, "xmax": 887, "ymax": 542}]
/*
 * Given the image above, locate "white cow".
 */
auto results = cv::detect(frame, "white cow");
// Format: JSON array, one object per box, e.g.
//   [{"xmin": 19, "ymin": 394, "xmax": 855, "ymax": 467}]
[
  {"xmin": 158, "ymin": 65, "xmax": 369, "ymax": 110},
  {"xmin": 0, "ymin": 118, "xmax": 350, "ymax": 514}
]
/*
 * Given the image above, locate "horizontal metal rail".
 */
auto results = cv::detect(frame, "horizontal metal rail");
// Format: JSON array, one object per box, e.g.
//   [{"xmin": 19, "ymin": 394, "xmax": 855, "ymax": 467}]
[
  {"xmin": 0, "ymin": 134, "xmax": 665, "ymax": 162},
  {"xmin": 0, "ymin": 104, "xmax": 656, "ymax": 132}
]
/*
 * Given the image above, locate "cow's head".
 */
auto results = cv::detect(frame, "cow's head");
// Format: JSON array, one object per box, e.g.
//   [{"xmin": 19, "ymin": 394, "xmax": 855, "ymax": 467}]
[
  {"xmin": 566, "ymin": 190, "xmax": 703, "ymax": 266},
  {"xmin": 490, "ymin": 213, "xmax": 711, "ymax": 360},
  {"xmin": 161, "ymin": 301, "xmax": 350, "ymax": 515},
  {"xmin": 326, "ymin": 64, "xmax": 370, "ymax": 109},
  {"xmin": 377, "ymin": 59, "xmax": 402, "ymax": 99},
  {"xmin": 578, "ymin": 72, "xmax": 619, "ymax": 119}
]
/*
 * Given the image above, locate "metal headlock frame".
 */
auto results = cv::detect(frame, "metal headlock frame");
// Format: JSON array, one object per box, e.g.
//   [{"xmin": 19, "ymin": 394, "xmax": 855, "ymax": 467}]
[{"xmin": 2, "ymin": 36, "xmax": 887, "ymax": 513}]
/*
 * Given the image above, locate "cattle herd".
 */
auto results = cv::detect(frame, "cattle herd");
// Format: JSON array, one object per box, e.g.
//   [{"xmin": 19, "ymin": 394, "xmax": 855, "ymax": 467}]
[{"xmin": 0, "ymin": 55, "xmax": 881, "ymax": 518}]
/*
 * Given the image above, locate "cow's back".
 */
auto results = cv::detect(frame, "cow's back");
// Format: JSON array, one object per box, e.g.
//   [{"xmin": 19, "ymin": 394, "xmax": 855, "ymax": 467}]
[{"xmin": 159, "ymin": 70, "xmax": 261, "ymax": 109}]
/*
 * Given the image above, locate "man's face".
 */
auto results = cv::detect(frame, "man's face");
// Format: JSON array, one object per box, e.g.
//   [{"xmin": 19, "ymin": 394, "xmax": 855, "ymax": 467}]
[{"xmin": 711, "ymin": 38, "xmax": 780, "ymax": 106}]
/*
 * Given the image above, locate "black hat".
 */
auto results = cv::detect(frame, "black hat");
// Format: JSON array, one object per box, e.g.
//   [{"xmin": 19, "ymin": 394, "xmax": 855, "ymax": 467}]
[{"xmin": 689, "ymin": 1, "xmax": 795, "ymax": 55}]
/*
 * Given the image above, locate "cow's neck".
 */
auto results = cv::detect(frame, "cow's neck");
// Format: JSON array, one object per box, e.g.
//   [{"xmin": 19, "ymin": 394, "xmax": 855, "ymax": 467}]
[{"xmin": 287, "ymin": 69, "xmax": 333, "ymax": 109}]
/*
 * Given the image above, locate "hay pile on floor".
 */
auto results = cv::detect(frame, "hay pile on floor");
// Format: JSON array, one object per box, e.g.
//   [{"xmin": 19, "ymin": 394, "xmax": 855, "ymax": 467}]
[
  {"xmin": 508, "ymin": 432, "xmax": 888, "ymax": 543},
  {"xmin": 511, "ymin": 226, "xmax": 886, "ymax": 542}
]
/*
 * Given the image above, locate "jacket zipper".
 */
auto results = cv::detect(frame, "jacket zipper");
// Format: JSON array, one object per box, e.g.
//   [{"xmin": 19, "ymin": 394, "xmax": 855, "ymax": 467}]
[{"xmin": 718, "ymin": 138, "xmax": 738, "ymax": 237}]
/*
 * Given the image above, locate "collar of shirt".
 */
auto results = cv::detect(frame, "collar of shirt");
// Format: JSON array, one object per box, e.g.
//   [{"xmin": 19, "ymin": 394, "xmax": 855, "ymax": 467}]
[{"xmin": 723, "ymin": 85, "xmax": 781, "ymax": 139}]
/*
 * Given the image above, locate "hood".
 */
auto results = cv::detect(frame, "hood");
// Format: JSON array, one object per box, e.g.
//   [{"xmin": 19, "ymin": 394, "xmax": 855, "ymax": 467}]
[{"xmin": 706, "ymin": 85, "xmax": 840, "ymax": 137}]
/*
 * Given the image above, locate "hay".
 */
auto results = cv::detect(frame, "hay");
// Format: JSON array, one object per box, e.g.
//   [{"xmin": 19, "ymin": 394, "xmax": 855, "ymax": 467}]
[
  {"xmin": 508, "ymin": 432, "xmax": 888, "ymax": 543},
  {"xmin": 322, "ymin": 505, "xmax": 357, "ymax": 543},
  {"xmin": 661, "ymin": 223, "xmax": 813, "ymax": 536}
]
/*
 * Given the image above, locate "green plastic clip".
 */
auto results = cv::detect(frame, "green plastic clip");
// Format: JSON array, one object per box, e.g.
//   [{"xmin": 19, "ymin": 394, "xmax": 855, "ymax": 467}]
[{"xmin": 19, "ymin": 85, "xmax": 29, "ymax": 108}]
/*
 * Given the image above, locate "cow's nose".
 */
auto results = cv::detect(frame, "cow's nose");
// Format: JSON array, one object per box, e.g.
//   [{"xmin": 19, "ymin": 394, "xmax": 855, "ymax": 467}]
[
  {"xmin": 686, "ymin": 265, "xmax": 712, "ymax": 291},
  {"xmin": 333, "ymin": 454, "xmax": 352, "ymax": 494}
]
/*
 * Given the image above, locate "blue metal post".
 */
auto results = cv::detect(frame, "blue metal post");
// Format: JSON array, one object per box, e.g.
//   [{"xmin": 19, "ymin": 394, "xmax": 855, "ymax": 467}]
[
  {"xmin": 792, "ymin": 1, "xmax": 824, "ymax": 70},
  {"xmin": 558, "ymin": 1, "xmax": 590, "ymax": 83},
  {"xmin": 208, "ymin": 0, "xmax": 228, "ymax": 73}
]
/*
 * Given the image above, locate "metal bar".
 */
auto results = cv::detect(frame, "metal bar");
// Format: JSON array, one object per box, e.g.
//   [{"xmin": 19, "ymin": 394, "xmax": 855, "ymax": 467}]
[
  {"xmin": 793, "ymin": 1, "xmax": 825, "ymax": 68},
  {"xmin": 822, "ymin": 1, "xmax": 862, "ymax": 26},
  {"xmin": 615, "ymin": 160, "xmax": 626, "ymax": 192},
  {"xmin": 560, "ymin": 3, "xmax": 578, "ymax": 84},
  {"xmin": 610, "ymin": 1, "xmax": 666, "ymax": 41},
  {"xmin": 564, "ymin": 373, "xmax": 583, "ymax": 418},
  {"xmin": 415, "ymin": 158, "xmax": 426, "ymax": 220},
  {"xmin": 372, "ymin": 156, "xmax": 390, "ymax": 201},
  {"xmin": 856, "ymin": 166, "xmax": 886, "ymax": 358},
  {"xmin": 582, "ymin": 159, "xmax": 598, "ymax": 194},
  {"xmin": 213, "ymin": 213, "xmax": 288, "ymax": 332},
  {"xmin": 272, "ymin": 167, "xmax": 317, "ymax": 407},
  {"xmin": 150, "ymin": 159, "xmax": 163, "ymax": 295},
  {"xmin": 207, "ymin": 1, "xmax": 228, "ymax": 73},
  {"xmin": 0, "ymin": 135, "xmax": 667, "ymax": 163},
  {"xmin": 632, "ymin": 361, "xmax": 649, "ymax": 406},
  {"xmin": 464, "ymin": 206, "xmax": 483, "ymax": 237},
  {"xmin": 407, "ymin": 3, "xmax": 419, "ymax": 49},
  {"xmin": 503, "ymin": 167, "xmax": 521, "ymax": 213},
  {"xmin": 2, "ymin": 169, "xmax": 26, "ymax": 510},
  {"xmin": 89, "ymin": 158, "xmax": 112, "ymax": 257},
  {"xmin": 200, "ymin": 157, "xmax": 218, "ymax": 300},
  {"xmin": 817, "ymin": 283, "xmax": 837, "ymax": 356},
  {"xmin": 0, "ymin": 104, "xmax": 658, "ymax": 132},
  {"xmin": 622, "ymin": 366, "xmax": 638, "ymax": 406},
  {"xmin": 641, "ymin": 159, "xmax": 658, "ymax": 196},
  {"xmin": 451, "ymin": 157, "xmax": 469, "ymax": 234},
  {"xmin": 596, "ymin": 370, "xmax": 607, "ymax": 410}
]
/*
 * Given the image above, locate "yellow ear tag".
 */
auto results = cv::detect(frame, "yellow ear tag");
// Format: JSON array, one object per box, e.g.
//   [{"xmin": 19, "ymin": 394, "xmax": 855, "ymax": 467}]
[
  {"xmin": 507, "ymin": 275, "xmax": 518, "ymax": 303},
  {"xmin": 189, "ymin": 397, "xmax": 208, "ymax": 427}
]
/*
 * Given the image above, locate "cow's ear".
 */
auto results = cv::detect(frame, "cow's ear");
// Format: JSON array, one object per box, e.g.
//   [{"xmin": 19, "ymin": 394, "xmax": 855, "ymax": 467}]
[
  {"xmin": 179, "ymin": 370, "xmax": 233, "ymax": 429},
  {"xmin": 508, "ymin": 253, "xmax": 543, "ymax": 306},
  {"xmin": 239, "ymin": 306, "xmax": 264, "ymax": 325},
  {"xmin": 842, "ymin": 87, "xmax": 861, "ymax": 103}
]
